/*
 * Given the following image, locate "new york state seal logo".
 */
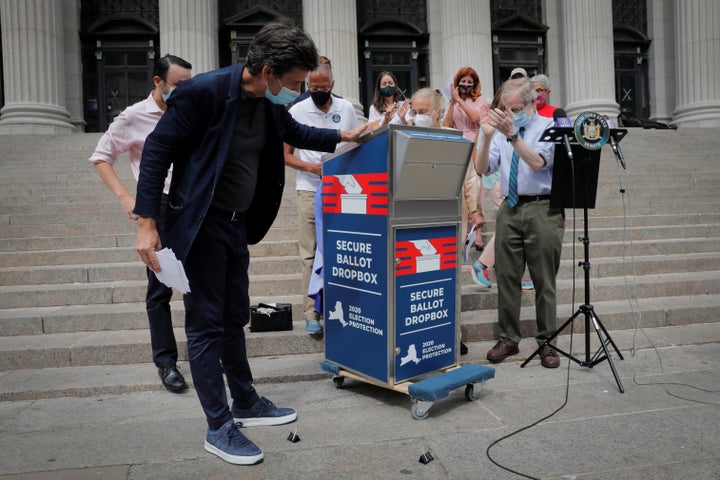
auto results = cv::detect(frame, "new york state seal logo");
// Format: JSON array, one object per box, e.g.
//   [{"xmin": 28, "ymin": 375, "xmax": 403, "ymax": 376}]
[{"xmin": 573, "ymin": 112, "xmax": 610, "ymax": 150}]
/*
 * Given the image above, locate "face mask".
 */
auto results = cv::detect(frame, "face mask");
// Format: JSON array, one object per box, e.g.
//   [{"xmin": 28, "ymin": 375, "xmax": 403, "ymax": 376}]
[
  {"xmin": 310, "ymin": 90, "xmax": 332, "ymax": 107},
  {"xmin": 265, "ymin": 75, "xmax": 299, "ymax": 105},
  {"xmin": 413, "ymin": 114, "xmax": 434, "ymax": 128},
  {"xmin": 379, "ymin": 85, "xmax": 396, "ymax": 98},
  {"xmin": 535, "ymin": 92, "xmax": 547, "ymax": 105},
  {"xmin": 161, "ymin": 86, "xmax": 175, "ymax": 103},
  {"xmin": 458, "ymin": 84, "xmax": 473, "ymax": 94},
  {"xmin": 513, "ymin": 110, "xmax": 531, "ymax": 128}
]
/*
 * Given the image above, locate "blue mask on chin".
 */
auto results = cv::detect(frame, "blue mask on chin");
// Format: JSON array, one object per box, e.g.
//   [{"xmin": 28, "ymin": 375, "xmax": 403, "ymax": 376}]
[
  {"xmin": 265, "ymin": 76, "xmax": 299, "ymax": 105},
  {"xmin": 161, "ymin": 86, "xmax": 175, "ymax": 103},
  {"xmin": 513, "ymin": 111, "xmax": 531, "ymax": 128}
]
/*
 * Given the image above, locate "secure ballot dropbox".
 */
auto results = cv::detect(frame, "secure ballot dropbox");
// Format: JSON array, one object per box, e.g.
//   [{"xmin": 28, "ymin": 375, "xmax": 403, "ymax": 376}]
[{"xmin": 320, "ymin": 124, "xmax": 495, "ymax": 419}]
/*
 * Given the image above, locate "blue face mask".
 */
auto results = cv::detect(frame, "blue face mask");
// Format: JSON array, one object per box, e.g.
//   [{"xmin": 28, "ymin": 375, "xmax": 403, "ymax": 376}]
[
  {"xmin": 161, "ymin": 86, "xmax": 175, "ymax": 103},
  {"xmin": 265, "ymin": 75, "xmax": 299, "ymax": 105},
  {"xmin": 513, "ymin": 110, "xmax": 531, "ymax": 128}
]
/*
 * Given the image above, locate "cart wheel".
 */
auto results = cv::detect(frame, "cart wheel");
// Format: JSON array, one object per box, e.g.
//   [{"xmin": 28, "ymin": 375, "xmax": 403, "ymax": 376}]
[
  {"xmin": 465, "ymin": 383, "xmax": 480, "ymax": 401},
  {"xmin": 411, "ymin": 402, "xmax": 429, "ymax": 420},
  {"xmin": 332, "ymin": 376, "xmax": 345, "ymax": 389}
]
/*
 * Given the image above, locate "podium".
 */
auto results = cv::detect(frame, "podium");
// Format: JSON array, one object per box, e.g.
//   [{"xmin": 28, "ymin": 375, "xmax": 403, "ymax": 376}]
[
  {"xmin": 320, "ymin": 124, "xmax": 495, "ymax": 419},
  {"xmin": 522, "ymin": 113, "xmax": 628, "ymax": 393}
]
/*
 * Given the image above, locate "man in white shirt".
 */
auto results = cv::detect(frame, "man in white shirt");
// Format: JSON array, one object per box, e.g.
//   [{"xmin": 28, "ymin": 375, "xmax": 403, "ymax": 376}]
[
  {"xmin": 284, "ymin": 63, "xmax": 359, "ymax": 335},
  {"xmin": 89, "ymin": 54, "xmax": 192, "ymax": 391}
]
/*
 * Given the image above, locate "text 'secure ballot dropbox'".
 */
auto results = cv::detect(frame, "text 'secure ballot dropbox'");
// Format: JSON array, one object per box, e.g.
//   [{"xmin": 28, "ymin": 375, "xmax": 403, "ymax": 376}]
[{"xmin": 320, "ymin": 124, "xmax": 495, "ymax": 419}]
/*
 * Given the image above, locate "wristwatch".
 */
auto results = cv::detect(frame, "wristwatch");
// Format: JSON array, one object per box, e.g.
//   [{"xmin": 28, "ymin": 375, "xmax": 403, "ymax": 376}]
[{"xmin": 506, "ymin": 132, "xmax": 519, "ymax": 143}]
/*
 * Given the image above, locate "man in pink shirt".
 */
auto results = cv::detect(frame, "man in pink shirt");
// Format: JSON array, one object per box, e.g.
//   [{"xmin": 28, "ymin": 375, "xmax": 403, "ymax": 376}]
[{"xmin": 89, "ymin": 54, "xmax": 192, "ymax": 392}]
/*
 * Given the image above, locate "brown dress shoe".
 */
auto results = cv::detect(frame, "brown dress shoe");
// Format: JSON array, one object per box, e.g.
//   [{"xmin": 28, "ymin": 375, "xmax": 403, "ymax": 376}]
[
  {"xmin": 539, "ymin": 346, "xmax": 560, "ymax": 368},
  {"xmin": 486, "ymin": 340, "xmax": 519, "ymax": 363}
]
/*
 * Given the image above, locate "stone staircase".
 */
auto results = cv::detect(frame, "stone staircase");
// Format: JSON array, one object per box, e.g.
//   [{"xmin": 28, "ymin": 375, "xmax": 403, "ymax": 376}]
[{"xmin": 1, "ymin": 129, "xmax": 719, "ymax": 400}]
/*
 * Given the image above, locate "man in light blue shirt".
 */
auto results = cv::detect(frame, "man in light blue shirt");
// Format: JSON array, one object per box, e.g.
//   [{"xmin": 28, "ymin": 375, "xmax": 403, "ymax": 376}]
[{"xmin": 475, "ymin": 77, "xmax": 564, "ymax": 369}]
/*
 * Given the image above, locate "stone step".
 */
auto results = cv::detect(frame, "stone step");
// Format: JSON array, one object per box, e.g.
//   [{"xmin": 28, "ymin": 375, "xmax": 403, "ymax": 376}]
[
  {"xmin": 0, "ymin": 272, "xmax": 306, "ymax": 309},
  {"xmin": 3, "ymin": 321, "xmax": 718, "ymax": 402},
  {"xmin": 460, "ymin": 269, "xmax": 720, "ymax": 311},
  {"xmin": 1, "ymin": 211, "xmax": 719, "ymax": 253},
  {"xmin": 1, "ymin": 232, "xmax": 716, "ymax": 269},
  {"xmin": 0, "ymin": 255, "xmax": 304, "ymax": 285},
  {"xmin": 1, "ymin": 129, "xmax": 720, "ymax": 395},
  {"xmin": 1, "ymin": 264, "xmax": 718, "ymax": 331},
  {"xmin": 0, "ymin": 294, "xmax": 717, "ymax": 373}
]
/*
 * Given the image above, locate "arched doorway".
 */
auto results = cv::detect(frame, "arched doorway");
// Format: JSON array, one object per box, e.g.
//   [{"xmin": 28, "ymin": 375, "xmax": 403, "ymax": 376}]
[
  {"xmin": 614, "ymin": 26, "xmax": 650, "ymax": 120},
  {"xmin": 220, "ymin": 6, "xmax": 292, "ymax": 67},
  {"xmin": 81, "ymin": 16, "xmax": 158, "ymax": 132},
  {"xmin": 490, "ymin": 13, "xmax": 548, "ymax": 91},
  {"xmin": 359, "ymin": 20, "xmax": 429, "ymax": 117}
]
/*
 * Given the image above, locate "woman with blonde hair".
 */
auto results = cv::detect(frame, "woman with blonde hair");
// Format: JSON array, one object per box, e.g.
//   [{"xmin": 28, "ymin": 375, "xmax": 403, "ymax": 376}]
[{"xmin": 407, "ymin": 87, "xmax": 442, "ymax": 128}]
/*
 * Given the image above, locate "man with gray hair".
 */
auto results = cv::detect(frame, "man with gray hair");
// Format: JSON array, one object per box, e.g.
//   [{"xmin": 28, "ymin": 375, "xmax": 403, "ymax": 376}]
[
  {"xmin": 284, "ymin": 62, "xmax": 359, "ymax": 335},
  {"xmin": 475, "ymin": 77, "xmax": 564, "ymax": 369},
  {"xmin": 531, "ymin": 74, "xmax": 559, "ymax": 118}
]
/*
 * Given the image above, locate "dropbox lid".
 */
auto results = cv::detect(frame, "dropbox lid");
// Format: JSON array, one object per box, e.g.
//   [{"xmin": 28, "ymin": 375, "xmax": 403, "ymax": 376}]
[{"xmin": 393, "ymin": 130, "xmax": 472, "ymax": 200}]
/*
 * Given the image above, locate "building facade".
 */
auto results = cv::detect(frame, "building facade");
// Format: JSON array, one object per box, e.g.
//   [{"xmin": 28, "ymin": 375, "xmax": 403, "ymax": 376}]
[{"xmin": 0, "ymin": 0, "xmax": 718, "ymax": 134}]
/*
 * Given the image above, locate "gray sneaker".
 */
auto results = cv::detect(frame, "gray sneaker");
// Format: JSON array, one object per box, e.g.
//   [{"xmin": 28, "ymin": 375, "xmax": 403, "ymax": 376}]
[
  {"xmin": 204, "ymin": 419, "xmax": 263, "ymax": 465},
  {"xmin": 232, "ymin": 396, "xmax": 298, "ymax": 427}
]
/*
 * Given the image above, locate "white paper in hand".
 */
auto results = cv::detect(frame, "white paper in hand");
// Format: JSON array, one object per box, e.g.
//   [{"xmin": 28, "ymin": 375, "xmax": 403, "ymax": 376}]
[
  {"xmin": 463, "ymin": 223, "xmax": 476, "ymax": 263},
  {"xmin": 440, "ymin": 78, "xmax": 454, "ymax": 104},
  {"xmin": 154, "ymin": 248, "xmax": 191, "ymax": 294}
]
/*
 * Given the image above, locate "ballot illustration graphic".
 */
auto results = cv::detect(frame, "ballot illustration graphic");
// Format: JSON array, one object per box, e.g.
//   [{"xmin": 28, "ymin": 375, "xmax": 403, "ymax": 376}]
[
  {"xmin": 322, "ymin": 172, "xmax": 388, "ymax": 216},
  {"xmin": 395, "ymin": 236, "xmax": 456, "ymax": 276}
]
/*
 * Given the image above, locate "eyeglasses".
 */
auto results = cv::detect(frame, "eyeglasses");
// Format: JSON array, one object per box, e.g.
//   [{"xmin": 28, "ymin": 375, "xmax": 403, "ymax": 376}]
[
  {"xmin": 535, "ymin": 88, "xmax": 548, "ymax": 93},
  {"xmin": 308, "ymin": 87, "xmax": 331, "ymax": 93},
  {"xmin": 508, "ymin": 103, "xmax": 528, "ymax": 114},
  {"xmin": 409, "ymin": 109, "xmax": 432, "ymax": 117}
]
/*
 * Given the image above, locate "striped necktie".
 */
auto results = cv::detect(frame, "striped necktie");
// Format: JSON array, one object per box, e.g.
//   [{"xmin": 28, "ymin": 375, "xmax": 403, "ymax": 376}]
[{"xmin": 506, "ymin": 126, "xmax": 525, "ymax": 208}]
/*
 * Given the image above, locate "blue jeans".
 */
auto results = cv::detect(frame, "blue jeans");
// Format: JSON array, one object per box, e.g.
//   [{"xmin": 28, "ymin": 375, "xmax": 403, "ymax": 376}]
[{"xmin": 182, "ymin": 208, "xmax": 260, "ymax": 429}]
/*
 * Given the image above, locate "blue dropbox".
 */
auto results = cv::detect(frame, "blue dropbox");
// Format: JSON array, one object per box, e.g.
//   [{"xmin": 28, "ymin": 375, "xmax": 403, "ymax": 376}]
[{"xmin": 319, "ymin": 124, "xmax": 495, "ymax": 419}]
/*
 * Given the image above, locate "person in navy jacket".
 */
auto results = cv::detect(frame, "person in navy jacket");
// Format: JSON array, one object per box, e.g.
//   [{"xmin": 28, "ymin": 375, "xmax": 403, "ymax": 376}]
[{"xmin": 133, "ymin": 21, "xmax": 368, "ymax": 465}]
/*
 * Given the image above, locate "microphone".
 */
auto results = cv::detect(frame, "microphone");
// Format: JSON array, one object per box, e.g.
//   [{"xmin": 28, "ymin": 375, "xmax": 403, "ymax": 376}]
[
  {"xmin": 553, "ymin": 108, "xmax": 573, "ymax": 161},
  {"xmin": 604, "ymin": 115, "xmax": 627, "ymax": 169},
  {"xmin": 609, "ymin": 135, "xmax": 626, "ymax": 169}
]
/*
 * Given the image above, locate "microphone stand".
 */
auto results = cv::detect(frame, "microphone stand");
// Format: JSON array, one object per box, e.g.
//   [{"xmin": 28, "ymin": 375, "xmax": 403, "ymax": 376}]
[
  {"xmin": 522, "ymin": 122, "xmax": 628, "ymax": 393},
  {"xmin": 609, "ymin": 134, "xmax": 626, "ymax": 169}
]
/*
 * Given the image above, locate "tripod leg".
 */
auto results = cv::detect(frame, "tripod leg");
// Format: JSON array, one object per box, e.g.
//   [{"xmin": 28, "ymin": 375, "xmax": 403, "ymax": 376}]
[
  {"xmin": 521, "ymin": 308, "xmax": 583, "ymax": 368},
  {"xmin": 593, "ymin": 313, "xmax": 624, "ymax": 360},
  {"xmin": 589, "ymin": 310, "xmax": 625, "ymax": 393}
]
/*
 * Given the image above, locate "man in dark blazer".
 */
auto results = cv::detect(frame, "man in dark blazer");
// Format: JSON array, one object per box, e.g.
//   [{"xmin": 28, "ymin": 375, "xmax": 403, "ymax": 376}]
[{"xmin": 133, "ymin": 22, "xmax": 368, "ymax": 466}]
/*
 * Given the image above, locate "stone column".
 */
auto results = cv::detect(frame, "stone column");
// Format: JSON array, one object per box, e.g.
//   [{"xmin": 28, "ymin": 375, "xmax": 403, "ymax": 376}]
[
  {"xmin": 560, "ymin": 0, "xmax": 619, "ymax": 119},
  {"xmin": 0, "ymin": 0, "xmax": 74, "ymax": 134},
  {"xmin": 544, "ymin": 0, "xmax": 566, "ymax": 110},
  {"xmin": 159, "ymin": 0, "xmax": 218, "ymax": 74},
  {"xmin": 433, "ymin": 0, "xmax": 493, "ymax": 101},
  {"xmin": 672, "ymin": 0, "xmax": 720, "ymax": 127},
  {"xmin": 647, "ymin": 0, "xmax": 676, "ymax": 124},
  {"xmin": 63, "ymin": 0, "xmax": 85, "ymax": 131},
  {"xmin": 302, "ymin": 0, "xmax": 362, "ymax": 117}
]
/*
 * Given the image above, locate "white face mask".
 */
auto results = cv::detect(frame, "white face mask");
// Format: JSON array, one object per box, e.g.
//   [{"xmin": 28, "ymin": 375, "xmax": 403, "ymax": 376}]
[{"xmin": 413, "ymin": 114, "xmax": 434, "ymax": 127}]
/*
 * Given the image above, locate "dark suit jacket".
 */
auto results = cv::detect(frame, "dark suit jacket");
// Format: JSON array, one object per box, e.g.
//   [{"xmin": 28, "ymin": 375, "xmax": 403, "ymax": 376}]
[{"xmin": 134, "ymin": 63, "xmax": 340, "ymax": 261}]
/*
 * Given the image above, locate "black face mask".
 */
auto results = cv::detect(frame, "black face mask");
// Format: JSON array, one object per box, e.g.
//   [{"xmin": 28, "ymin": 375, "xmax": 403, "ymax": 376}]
[
  {"xmin": 310, "ymin": 90, "xmax": 332, "ymax": 107},
  {"xmin": 458, "ymin": 84, "xmax": 473, "ymax": 94},
  {"xmin": 379, "ymin": 85, "xmax": 396, "ymax": 97}
]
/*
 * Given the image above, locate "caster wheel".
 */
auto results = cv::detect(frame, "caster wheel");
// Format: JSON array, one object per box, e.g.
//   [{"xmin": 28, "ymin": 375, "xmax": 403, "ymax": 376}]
[
  {"xmin": 332, "ymin": 376, "xmax": 345, "ymax": 389},
  {"xmin": 411, "ymin": 403, "xmax": 429, "ymax": 420},
  {"xmin": 465, "ymin": 383, "xmax": 480, "ymax": 401}
]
